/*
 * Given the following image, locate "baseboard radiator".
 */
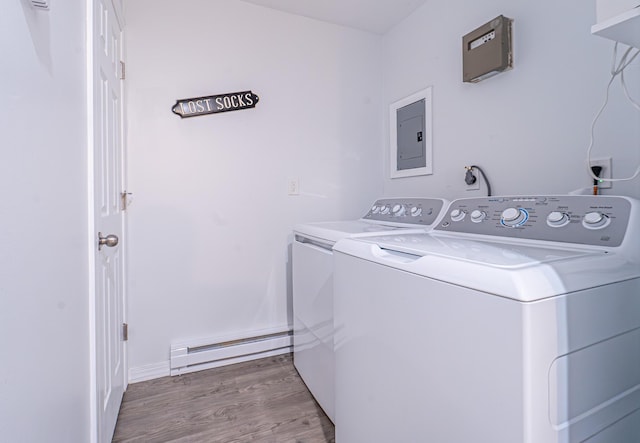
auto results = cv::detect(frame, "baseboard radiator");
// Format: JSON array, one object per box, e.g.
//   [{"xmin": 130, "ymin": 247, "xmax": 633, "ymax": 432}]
[{"xmin": 170, "ymin": 329, "xmax": 292, "ymax": 376}]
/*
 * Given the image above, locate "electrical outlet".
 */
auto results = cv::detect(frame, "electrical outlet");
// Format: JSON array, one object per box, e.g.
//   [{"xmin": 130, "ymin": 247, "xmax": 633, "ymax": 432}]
[
  {"xmin": 589, "ymin": 157, "xmax": 612, "ymax": 189},
  {"xmin": 465, "ymin": 167, "xmax": 480, "ymax": 191},
  {"xmin": 288, "ymin": 178, "xmax": 300, "ymax": 195}
]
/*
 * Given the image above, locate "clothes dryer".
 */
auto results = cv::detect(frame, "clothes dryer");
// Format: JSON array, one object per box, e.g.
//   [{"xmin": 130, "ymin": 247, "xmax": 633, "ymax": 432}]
[
  {"xmin": 334, "ymin": 195, "xmax": 640, "ymax": 443},
  {"xmin": 293, "ymin": 197, "xmax": 447, "ymax": 422}
]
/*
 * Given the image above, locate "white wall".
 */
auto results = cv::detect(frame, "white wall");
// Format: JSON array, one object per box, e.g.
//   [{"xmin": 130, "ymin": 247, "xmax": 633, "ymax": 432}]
[
  {"xmin": 125, "ymin": 0, "xmax": 383, "ymax": 375},
  {"xmin": 125, "ymin": 0, "xmax": 640, "ymax": 378},
  {"xmin": 381, "ymin": 0, "xmax": 640, "ymax": 200},
  {"xmin": 0, "ymin": 1, "xmax": 91, "ymax": 442}
]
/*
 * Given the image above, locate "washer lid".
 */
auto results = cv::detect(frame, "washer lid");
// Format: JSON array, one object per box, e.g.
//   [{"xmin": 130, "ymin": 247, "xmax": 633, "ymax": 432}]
[
  {"xmin": 334, "ymin": 233, "xmax": 640, "ymax": 301},
  {"xmin": 357, "ymin": 233, "xmax": 595, "ymax": 268}
]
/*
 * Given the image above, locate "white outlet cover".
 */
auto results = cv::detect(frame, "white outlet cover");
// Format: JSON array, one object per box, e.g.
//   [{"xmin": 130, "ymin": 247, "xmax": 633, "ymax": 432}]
[
  {"xmin": 288, "ymin": 178, "xmax": 300, "ymax": 195},
  {"xmin": 465, "ymin": 168, "xmax": 481, "ymax": 191},
  {"xmin": 589, "ymin": 157, "xmax": 612, "ymax": 189}
]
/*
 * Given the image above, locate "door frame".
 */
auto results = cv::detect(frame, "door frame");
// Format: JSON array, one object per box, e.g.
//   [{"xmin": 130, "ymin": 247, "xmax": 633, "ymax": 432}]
[{"xmin": 86, "ymin": 0, "xmax": 128, "ymax": 441}]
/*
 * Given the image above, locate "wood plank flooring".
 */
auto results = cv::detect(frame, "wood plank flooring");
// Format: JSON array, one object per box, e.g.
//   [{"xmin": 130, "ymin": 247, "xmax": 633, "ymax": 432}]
[{"xmin": 112, "ymin": 353, "xmax": 335, "ymax": 443}]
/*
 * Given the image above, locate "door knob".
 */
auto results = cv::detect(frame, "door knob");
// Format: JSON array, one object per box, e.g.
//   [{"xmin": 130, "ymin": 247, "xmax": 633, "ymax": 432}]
[{"xmin": 98, "ymin": 232, "xmax": 119, "ymax": 250}]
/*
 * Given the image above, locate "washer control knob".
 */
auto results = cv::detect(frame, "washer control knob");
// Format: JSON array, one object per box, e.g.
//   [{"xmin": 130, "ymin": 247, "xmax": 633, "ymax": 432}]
[
  {"xmin": 392, "ymin": 204, "xmax": 406, "ymax": 216},
  {"xmin": 410, "ymin": 206, "xmax": 423, "ymax": 217},
  {"xmin": 582, "ymin": 211, "xmax": 610, "ymax": 229},
  {"xmin": 501, "ymin": 207, "xmax": 527, "ymax": 227},
  {"xmin": 546, "ymin": 211, "xmax": 570, "ymax": 227},
  {"xmin": 470, "ymin": 210, "xmax": 487, "ymax": 223},
  {"xmin": 371, "ymin": 205, "xmax": 380, "ymax": 214},
  {"xmin": 380, "ymin": 205, "xmax": 390, "ymax": 215},
  {"xmin": 450, "ymin": 209, "xmax": 466, "ymax": 222}
]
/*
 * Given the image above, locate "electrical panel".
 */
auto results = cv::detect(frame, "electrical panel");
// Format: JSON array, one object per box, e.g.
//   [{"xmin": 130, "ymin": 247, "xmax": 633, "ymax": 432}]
[
  {"xmin": 396, "ymin": 99, "xmax": 426, "ymax": 171},
  {"xmin": 462, "ymin": 15, "xmax": 513, "ymax": 83}
]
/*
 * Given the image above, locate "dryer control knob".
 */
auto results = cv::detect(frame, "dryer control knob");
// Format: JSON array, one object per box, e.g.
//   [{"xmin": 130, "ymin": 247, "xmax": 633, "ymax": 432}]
[
  {"xmin": 501, "ymin": 207, "xmax": 527, "ymax": 227},
  {"xmin": 371, "ymin": 205, "xmax": 380, "ymax": 214},
  {"xmin": 582, "ymin": 211, "xmax": 610, "ymax": 229},
  {"xmin": 470, "ymin": 210, "xmax": 486, "ymax": 223},
  {"xmin": 380, "ymin": 205, "xmax": 391, "ymax": 215},
  {"xmin": 450, "ymin": 209, "xmax": 466, "ymax": 222},
  {"xmin": 547, "ymin": 211, "xmax": 570, "ymax": 227},
  {"xmin": 392, "ymin": 204, "xmax": 406, "ymax": 216},
  {"xmin": 410, "ymin": 206, "xmax": 423, "ymax": 217}
]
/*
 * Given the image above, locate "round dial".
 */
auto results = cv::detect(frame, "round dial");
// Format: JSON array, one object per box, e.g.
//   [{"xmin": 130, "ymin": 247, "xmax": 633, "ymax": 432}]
[
  {"xmin": 371, "ymin": 205, "xmax": 380, "ymax": 214},
  {"xmin": 380, "ymin": 205, "xmax": 390, "ymax": 215},
  {"xmin": 450, "ymin": 209, "xmax": 466, "ymax": 222},
  {"xmin": 392, "ymin": 204, "xmax": 406, "ymax": 216},
  {"xmin": 410, "ymin": 207, "xmax": 422, "ymax": 217},
  {"xmin": 470, "ymin": 210, "xmax": 486, "ymax": 223},
  {"xmin": 546, "ymin": 211, "xmax": 570, "ymax": 227},
  {"xmin": 501, "ymin": 207, "xmax": 527, "ymax": 227},
  {"xmin": 582, "ymin": 211, "xmax": 610, "ymax": 229}
]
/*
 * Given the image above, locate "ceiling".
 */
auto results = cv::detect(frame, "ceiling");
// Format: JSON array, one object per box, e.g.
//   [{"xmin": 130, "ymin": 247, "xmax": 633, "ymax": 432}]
[{"xmin": 239, "ymin": 0, "xmax": 429, "ymax": 34}]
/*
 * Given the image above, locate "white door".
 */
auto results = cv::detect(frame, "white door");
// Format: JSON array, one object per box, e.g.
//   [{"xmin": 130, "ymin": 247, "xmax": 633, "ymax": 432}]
[{"xmin": 92, "ymin": 0, "xmax": 126, "ymax": 441}]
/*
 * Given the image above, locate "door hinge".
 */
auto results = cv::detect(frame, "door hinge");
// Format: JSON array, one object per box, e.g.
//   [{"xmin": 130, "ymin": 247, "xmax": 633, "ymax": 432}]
[
  {"xmin": 120, "ymin": 61, "xmax": 126, "ymax": 80},
  {"xmin": 121, "ymin": 191, "xmax": 132, "ymax": 211},
  {"xmin": 122, "ymin": 323, "xmax": 129, "ymax": 341}
]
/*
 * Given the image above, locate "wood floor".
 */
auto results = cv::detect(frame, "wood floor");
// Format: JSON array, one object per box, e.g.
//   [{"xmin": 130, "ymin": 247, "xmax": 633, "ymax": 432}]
[{"xmin": 112, "ymin": 353, "xmax": 335, "ymax": 443}]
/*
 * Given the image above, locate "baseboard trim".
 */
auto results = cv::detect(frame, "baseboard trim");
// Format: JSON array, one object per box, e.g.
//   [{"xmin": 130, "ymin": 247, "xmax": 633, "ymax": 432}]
[
  {"xmin": 128, "ymin": 361, "xmax": 170, "ymax": 384},
  {"xmin": 129, "ymin": 325, "xmax": 294, "ymax": 383}
]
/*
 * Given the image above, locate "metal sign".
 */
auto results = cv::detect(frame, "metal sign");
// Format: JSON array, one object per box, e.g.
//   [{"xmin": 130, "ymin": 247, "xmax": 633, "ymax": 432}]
[{"xmin": 172, "ymin": 90, "xmax": 260, "ymax": 118}]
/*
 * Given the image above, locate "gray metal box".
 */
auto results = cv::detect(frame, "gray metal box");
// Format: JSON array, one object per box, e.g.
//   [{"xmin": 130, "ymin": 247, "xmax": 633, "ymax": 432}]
[{"xmin": 462, "ymin": 15, "xmax": 513, "ymax": 83}]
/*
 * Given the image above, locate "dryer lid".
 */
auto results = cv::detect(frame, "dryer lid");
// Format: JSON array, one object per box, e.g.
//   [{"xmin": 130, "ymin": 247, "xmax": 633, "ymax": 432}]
[{"xmin": 294, "ymin": 220, "xmax": 418, "ymax": 244}]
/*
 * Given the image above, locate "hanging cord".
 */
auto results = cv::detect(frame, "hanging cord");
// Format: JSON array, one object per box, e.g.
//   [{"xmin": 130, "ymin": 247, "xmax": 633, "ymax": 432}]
[
  {"xmin": 466, "ymin": 165, "xmax": 492, "ymax": 196},
  {"xmin": 587, "ymin": 42, "xmax": 640, "ymax": 183}
]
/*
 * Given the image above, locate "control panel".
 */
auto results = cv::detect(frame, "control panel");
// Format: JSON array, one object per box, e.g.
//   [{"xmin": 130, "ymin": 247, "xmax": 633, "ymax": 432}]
[
  {"xmin": 435, "ymin": 196, "xmax": 632, "ymax": 247},
  {"xmin": 362, "ymin": 198, "xmax": 445, "ymax": 227}
]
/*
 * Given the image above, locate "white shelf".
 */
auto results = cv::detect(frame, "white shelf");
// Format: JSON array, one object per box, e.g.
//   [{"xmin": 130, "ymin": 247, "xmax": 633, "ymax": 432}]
[{"xmin": 591, "ymin": 7, "xmax": 640, "ymax": 48}]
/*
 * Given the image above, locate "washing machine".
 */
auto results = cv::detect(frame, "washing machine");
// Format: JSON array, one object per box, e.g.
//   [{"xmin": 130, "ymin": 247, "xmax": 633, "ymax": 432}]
[
  {"xmin": 333, "ymin": 195, "xmax": 640, "ymax": 443},
  {"xmin": 292, "ymin": 197, "xmax": 448, "ymax": 423}
]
